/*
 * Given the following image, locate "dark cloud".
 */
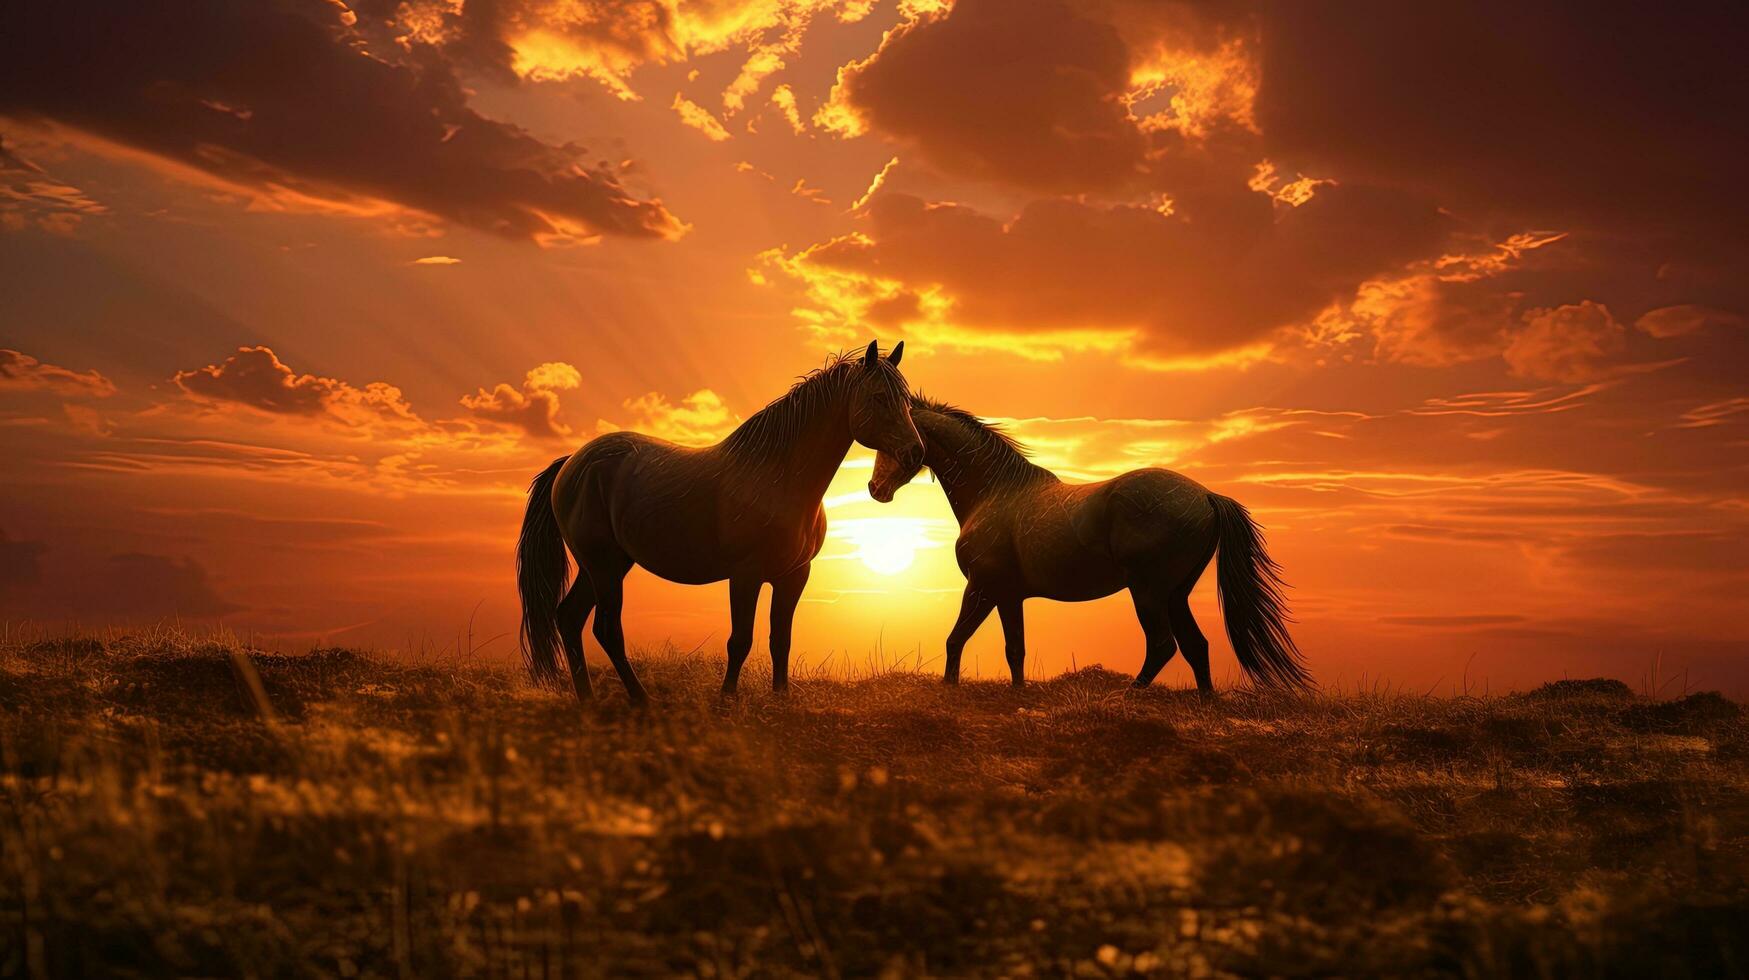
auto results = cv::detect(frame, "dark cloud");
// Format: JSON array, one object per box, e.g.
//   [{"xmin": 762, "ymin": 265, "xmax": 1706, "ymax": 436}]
[
  {"xmin": 825, "ymin": 0, "xmax": 1146, "ymax": 193},
  {"xmin": 1255, "ymin": 3, "xmax": 1749, "ymax": 248},
  {"xmin": 76, "ymin": 553, "xmax": 243, "ymax": 619},
  {"xmin": 174, "ymin": 347, "xmax": 329, "ymax": 416},
  {"xmin": 0, "ymin": 541, "xmax": 240, "ymax": 620},
  {"xmin": 795, "ymin": 184, "xmax": 1448, "ymax": 355},
  {"xmin": 810, "ymin": 0, "xmax": 1749, "ymax": 362},
  {"xmin": 827, "ymin": 0, "xmax": 1748, "ymax": 248},
  {"xmin": 174, "ymin": 347, "xmax": 424, "ymax": 431},
  {"xmin": 0, "ymin": 0, "xmax": 684, "ymax": 243},
  {"xmin": 1636, "ymin": 305, "xmax": 1748, "ymax": 339},
  {"xmin": 0, "ymin": 348, "xmax": 116, "ymax": 397}
]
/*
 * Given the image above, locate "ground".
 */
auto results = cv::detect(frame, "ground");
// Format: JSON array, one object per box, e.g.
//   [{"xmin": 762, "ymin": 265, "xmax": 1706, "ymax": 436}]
[{"xmin": 2, "ymin": 630, "xmax": 1746, "ymax": 978}]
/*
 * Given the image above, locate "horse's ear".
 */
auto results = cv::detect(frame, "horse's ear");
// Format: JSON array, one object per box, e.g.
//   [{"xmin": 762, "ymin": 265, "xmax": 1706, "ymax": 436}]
[
  {"xmin": 864, "ymin": 340, "xmax": 879, "ymax": 366},
  {"xmin": 888, "ymin": 340, "xmax": 904, "ymax": 366}
]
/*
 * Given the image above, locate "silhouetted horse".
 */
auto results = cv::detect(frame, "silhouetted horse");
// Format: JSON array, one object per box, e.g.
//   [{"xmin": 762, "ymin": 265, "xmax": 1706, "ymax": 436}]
[
  {"xmin": 519, "ymin": 342, "xmax": 922, "ymax": 703},
  {"xmin": 869, "ymin": 397, "xmax": 1310, "ymax": 692}
]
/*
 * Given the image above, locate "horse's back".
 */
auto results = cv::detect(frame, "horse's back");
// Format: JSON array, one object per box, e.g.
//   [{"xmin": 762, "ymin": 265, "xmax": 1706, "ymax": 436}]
[
  {"xmin": 553, "ymin": 433, "xmax": 732, "ymax": 579},
  {"xmin": 993, "ymin": 469, "xmax": 1214, "ymax": 597},
  {"xmin": 555, "ymin": 431, "xmax": 693, "ymax": 511},
  {"xmin": 1101, "ymin": 468, "xmax": 1218, "ymax": 579}
]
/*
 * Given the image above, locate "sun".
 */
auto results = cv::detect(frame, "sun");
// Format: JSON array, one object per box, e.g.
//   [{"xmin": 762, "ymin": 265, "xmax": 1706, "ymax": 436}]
[
  {"xmin": 831, "ymin": 516, "xmax": 939, "ymax": 577},
  {"xmin": 858, "ymin": 531, "xmax": 919, "ymax": 576}
]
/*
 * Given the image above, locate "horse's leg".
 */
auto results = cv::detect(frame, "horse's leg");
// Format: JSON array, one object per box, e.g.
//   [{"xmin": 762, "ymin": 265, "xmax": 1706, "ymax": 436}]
[
  {"xmin": 557, "ymin": 580, "xmax": 595, "ymax": 702},
  {"xmin": 767, "ymin": 564, "xmax": 810, "ymax": 693},
  {"xmin": 584, "ymin": 555, "xmax": 648, "ymax": 704},
  {"xmin": 1168, "ymin": 590, "xmax": 1214, "ymax": 694},
  {"xmin": 997, "ymin": 599, "xmax": 1027, "ymax": 687},
  {"xmin": 943, "ymin": 587, "xmax": 995, "ymax": 684},
  {"xmin": 719, "ymin": 576, "xmax": 763, "ymax": 696},
  {"xmin": 1129, "ymin": 585, "xmax": 1179, "ymax": 689}
]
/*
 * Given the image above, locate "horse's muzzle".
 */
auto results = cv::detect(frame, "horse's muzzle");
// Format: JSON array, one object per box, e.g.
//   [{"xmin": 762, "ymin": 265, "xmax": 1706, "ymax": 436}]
[{"xmin": 868, "ymin": 479, "xmax": 895, "ymax": 503}]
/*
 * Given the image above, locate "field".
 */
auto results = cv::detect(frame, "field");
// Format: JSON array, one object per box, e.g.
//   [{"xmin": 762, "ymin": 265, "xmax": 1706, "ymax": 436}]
[{"xmin": 3, "ymin": 630, "xmax": 1746, "ymax": 978}]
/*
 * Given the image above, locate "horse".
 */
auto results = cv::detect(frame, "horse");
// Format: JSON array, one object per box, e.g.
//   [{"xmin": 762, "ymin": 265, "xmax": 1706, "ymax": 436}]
[
  {"xmin": 867, "ymin": 396, "xmax": 1310, "ymax": 693},
  {"xmin": 517, "ymin": 342, "xmax": 923, "ymax": 704}
]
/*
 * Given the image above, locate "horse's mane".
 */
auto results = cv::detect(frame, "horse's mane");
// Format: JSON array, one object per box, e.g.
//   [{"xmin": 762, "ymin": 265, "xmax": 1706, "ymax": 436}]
[
  {"xmin": 721, "ymin": 350, "xmax": 910, "ymax": 459},
  {"xmin": 909, "ymin": 392, "xmax": 1047, "ymax": 486}
]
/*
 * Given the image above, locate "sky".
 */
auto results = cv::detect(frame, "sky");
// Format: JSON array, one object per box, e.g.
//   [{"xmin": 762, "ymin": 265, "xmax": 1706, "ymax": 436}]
[{"xmin": 2, "ymin": 0, "xmax": 1745, "ymax": 692}]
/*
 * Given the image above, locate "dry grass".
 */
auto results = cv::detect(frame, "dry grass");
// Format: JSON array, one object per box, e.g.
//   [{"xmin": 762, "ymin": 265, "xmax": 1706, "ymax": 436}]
[{"xmin": 3, "ymin": 628, "xmax": 1746, "ymax": 978}]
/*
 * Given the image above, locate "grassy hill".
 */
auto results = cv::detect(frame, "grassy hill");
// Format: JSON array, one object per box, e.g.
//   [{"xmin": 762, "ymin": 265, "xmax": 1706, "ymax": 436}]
[{"xmin": 3, "ymin": 630, "xmax": 1746, "ymax": 977}]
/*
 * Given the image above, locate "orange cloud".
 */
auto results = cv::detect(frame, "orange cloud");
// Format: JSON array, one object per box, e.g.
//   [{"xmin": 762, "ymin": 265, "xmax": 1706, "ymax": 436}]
[
  {"xmin": 0, "ymin": 138, "xmax": 106, "ymax": 234},
  {"xmin": 458, "ymin": 362, "xmax": 582, "ymax": 440},
  {"xmin": 1308, "ymin": 232, "xmax": 1567, "ymax": 369},
  {"xmin": 1504, "ymin": 302, "xmax": 1626, "ymax": 383},
  {"xmin": 435, "ymin": 0, "xmax": 856, "ymax": 111},
  {"xmin": 597, "ymin": 389, "xmax": 738, "ymax": 446},
  {"xmin": 769, "ymin": 84, "xmax": 806, "ymax": 134},
  {"xmin": 671, "ymin": 94, "xmax": 733, "ymax": 142},
  {"xmin": 1635, "ymin": 305, "xmax": 1747, "ymax": 339},
  {"xmin": 0, "ymin": 348, "xmax": 116, "ymax": 398}
]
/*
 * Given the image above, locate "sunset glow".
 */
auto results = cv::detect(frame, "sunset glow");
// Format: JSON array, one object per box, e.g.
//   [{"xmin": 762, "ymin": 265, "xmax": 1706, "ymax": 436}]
[{"xmin": 1, "ymin": 0, "xmax": 1744, "ymax": 693}]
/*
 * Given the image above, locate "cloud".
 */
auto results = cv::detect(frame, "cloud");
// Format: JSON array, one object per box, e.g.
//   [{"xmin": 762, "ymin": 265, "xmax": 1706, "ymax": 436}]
[
  {"xmin": 0, "ymin": 0, "xmax": 684, "ymax": 243},
  {"xmin": 1304, "ymin": 231, "xmax": 1600, "ymax": 372},
  {"xmin": 0, "ymin": 348, "xmax": 117, "ymax": 397},
  {"xmin": 411, "ymin": 255, "xmax": 462, "ymax": 266},
  {"xmin": 805, "ymin": 1, "xmax": 1749, "ymax": 368},
  {"xmin": 1254, "ymin": 4, "xmax": 1749, "ymax": 249},
  {"xmin": 174, "ymin": 346, "xmax": 424, "ymax": 432},
  {"xmin": 78, "ymin": 553, "xmax": 243, "ymax": 619},
  {"xmin": 769, "ymin": 84, "xmax": 806, "ymax": 134},
  {"xmin": 0, "ymin": 138, "xmax": 106, "ymax": 234},
  {"xmin": 0, "ymin": 540, "xmax": 242, "ymax": 620},
  {"xmin": 597, "ymin": 389, "xmax": 738, "ymax": 446},
  {"xmin": 1636, "ymin": 305, "xmax": 1747, "ymax": 339},
  {"xmin": 458, "ymin": 362, "xmax": 582, "ymax": 439},
  {"xmin": 766, "ymin": 184, "xmax": 1449, "ymax": 359},
  {"xmin": 409, "ymin": 0, "xmax": 856, "ymax": 109},
  {"xmin": 1503, "ymin": 302, "xmax": 1626, "ymax": 384},
  {"xmin": 823, "ymin": 1, "xmax": 1747, "ymax": 247},
  {"xmin": 672, "ymin": 94, "xmax": 733, "ymax": 142},
  {"xmin": 819, "ymin": 0, "xmax": 1149, "ymax": 193}
]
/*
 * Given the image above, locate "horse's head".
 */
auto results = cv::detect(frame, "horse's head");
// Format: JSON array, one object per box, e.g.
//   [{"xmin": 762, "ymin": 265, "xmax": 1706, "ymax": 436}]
[
  {"xmin": 849, "ymin": 340, "xmax": 923, "ymax": 490},
  {"xmin": 868, "ymin": 429, "xmax": 926, "ymax": 503},
  {"xmin": 868, "ymin": 389, "xmax": 927, "ymax": 504}
]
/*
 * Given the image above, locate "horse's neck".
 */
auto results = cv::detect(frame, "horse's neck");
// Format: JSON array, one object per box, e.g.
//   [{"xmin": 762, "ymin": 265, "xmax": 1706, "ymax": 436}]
[
  {"xmin": 721, "ymin": 387, "xmax": 852, "ymax": 507},
  {"xmin": 919, "ymin": 412, "xmax": 1026, "ymax": 521}
]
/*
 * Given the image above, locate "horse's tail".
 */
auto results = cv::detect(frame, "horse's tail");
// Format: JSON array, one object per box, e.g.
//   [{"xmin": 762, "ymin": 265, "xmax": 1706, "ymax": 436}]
[
  {"xmin": 1208, "ymin": 493, "xmax": 1313, "ymax": 691},
  {"xmin": 517, "ymin": 456, "xmax": 571, "ymax": 683}
]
